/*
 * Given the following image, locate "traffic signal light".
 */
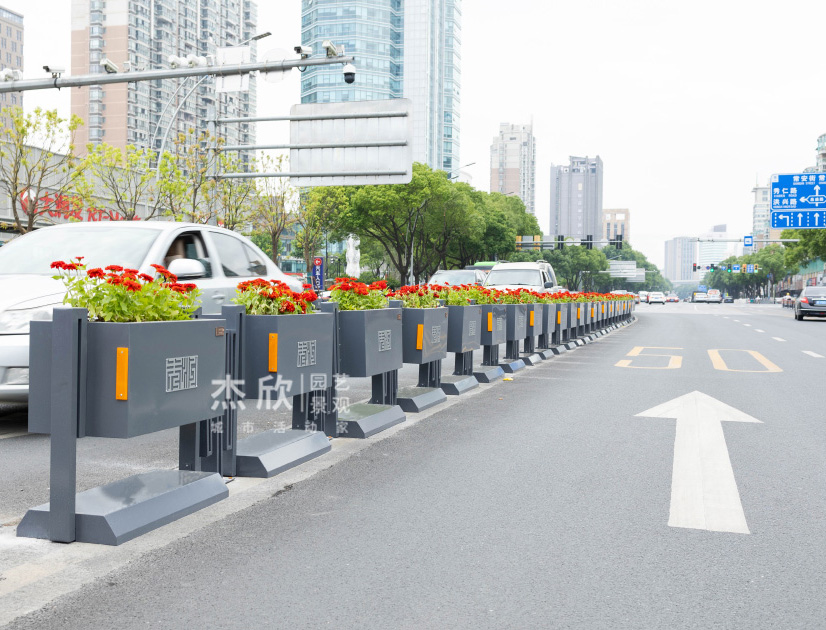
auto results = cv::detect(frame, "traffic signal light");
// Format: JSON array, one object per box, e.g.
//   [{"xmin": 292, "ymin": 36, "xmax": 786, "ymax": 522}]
[
  {"xmin": 692, "ymin": 263, "xmax": 697, "ymax": 272},
  {"xmin": 710, "ymin": 264, "xmax": 716, "ymax": 271},
  {"xmin": 754, "ymin": 264, "xmax": 759, "ymax": 273},
  {"xmin": 557, "ymin": 235, "xmax": 564, "ymax": 249},
  {"xmin": 615, "ymin": 234, "xmax": 623, "ymax": 250},
  {"xmin": 726, "ymin": 265, "xmax": 732, "ymax": 273},
  {"xmin": 585, "ymin": 235, "xmax": 593, "ymax": 250}
]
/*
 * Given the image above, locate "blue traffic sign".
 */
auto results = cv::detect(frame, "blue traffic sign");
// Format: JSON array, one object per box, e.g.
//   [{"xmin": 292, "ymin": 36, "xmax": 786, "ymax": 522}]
[
  {"xmin": 732, "ymin": 264, "xmax": 741, "ymax": 273},
  {"xmin": 744, "ymin": 235, "xmax": 753, "ymax": 247},
  {"xmin": 698, "ymin": 285, "xmax": 707, "ymax": 292},
  {"xmin": 311, "ymin": 257, "xmax": 324, "ymax": 291},
  {"xmin": 772, "ymin": 173, "xmax": 826, "ymax": 210},
  {"xmin": 771, "ymin": 210, "xmax": 826, "ymax": 229},
  {"xmin": 747, "ymin": 264, "xmax": 754, "ymax": 273}
]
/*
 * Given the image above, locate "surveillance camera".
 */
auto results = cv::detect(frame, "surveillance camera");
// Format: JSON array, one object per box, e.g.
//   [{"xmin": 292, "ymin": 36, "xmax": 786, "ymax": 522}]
[
  {"xmin": 293, "ymin": 45, "xmax": 312, "ymax": 59},
  {"xmin": 168, "ymin": 55, "xmax": 182, "ymax": 69},
  {"xmin": 101, "ymin": 58, "xmax": 119, "ymax": 74},
  {"xmin": 43, "ymin": 65, "xmax": 65, "ymax": 77},
  {"xmin": 322, "ymin": 40, "xmax": 341, "ymax": 58},
  {"xmin": 342, "ymin": 63, "xmax": 356, "ymax": 84}
]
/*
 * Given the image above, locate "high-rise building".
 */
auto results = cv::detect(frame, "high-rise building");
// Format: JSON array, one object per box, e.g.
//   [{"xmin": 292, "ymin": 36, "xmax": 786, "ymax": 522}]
[
  {"xmin": 697, "ymin": 224, "xmax": 733, "ymax": 280},
  {"xmin": 0, "ymin": 6, "xmax": 23, "ymax": 113},
  {"xmin": 70, "ymin": 0, "xmax": 257, "ymax": 158},
  {"xmin": 752, "ymin": 183, "xmax": 771, "ymax": 251},
  {"xmin": 490, "ymin": 123, "xmax": 535, "ymax": 214},
  {"xmin": 603, "ymin": 209, "xmax": 630, "ymax": 246},
  {"xmin": 549, "ymin": 156, "xmax": 603, "ymax": 240},
  {"xmin": 664, "ymin": 236, "xmax": 696, "ymax": 284},
  {"xmin": 299, "ymin": 0, "xmax": 461, "ymax": 173}
]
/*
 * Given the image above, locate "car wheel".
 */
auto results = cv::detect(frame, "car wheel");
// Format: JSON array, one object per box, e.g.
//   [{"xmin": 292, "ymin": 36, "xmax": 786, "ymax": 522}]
[{"xmin": 795, "ymin": 310, "xmax": 803, "ymax": 321}]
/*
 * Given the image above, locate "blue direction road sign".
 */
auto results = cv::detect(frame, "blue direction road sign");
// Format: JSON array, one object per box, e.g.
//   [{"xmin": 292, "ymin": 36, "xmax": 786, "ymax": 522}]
[
  {"xmin": 771, "ymin": 210, "xmax": 826, "ymax": 229},
  {"xmin": 732, "ymin": 264, "xmax": 741, "ymax": 273},
  {"xmin": 772, "ymin": 173, "xmax": 826, "ymax": 210},
  {"xmin": 311, "ymin": 257, "xmax": 324, "ymax": 291},
  {"xmin": 747, "ymin": 264, "xmax": 754, "ymax": 273},
  {"xmin": 744, "ymin": 235, "xmax": 754, "ymax": 247},
  {"xmin": 698, "ymin": 285, "xmax": 707, "ymax": 292}
]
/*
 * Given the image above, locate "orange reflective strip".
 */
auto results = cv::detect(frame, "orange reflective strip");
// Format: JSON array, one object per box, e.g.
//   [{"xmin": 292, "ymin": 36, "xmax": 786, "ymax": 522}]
[
  {"xmin": 416, "ymin": 324, "xmax": 424, "ymax": 350},
  {"xmin": 487, "ymin": 312, "xmax": 493, "ymax": 332},
  {"xmin": 115, "ymin": 347, "xmax": 128, "ymax": 400},
  {"xmin": 269, "ymin": 333, "xmax": 278, "ymax": 372},
  {"xmin": 577, "ymin": 307, "xmax": 581, "ymax": 319},
  {"xmin": 529, "ymin": 311, "xmax": 535, "ymax": 327},
  {"xmin": 557, "ymin": 311, "xmax": 561, "ymax": 325},
  {"xmin": 591, "ymin": 307, "xmax": 595, "ymax": 318}
]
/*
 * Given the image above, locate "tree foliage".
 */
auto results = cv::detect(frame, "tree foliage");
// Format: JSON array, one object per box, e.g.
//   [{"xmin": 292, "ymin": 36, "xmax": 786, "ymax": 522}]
[
  {"xmin": 249, "ymin": 154, "xmax": 296, "ymax": 263},
  {"xmin": 0, "ymin": 106, "xmax": 85, "ymax": 234},
  {"xmin": 705, "ymin": 244, "xmax": 792, "ymax": 297}
]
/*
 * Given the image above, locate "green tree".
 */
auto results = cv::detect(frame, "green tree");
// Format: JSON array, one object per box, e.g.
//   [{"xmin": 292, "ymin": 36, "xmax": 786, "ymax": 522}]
[
  {"xmin": 157, "ymin": 128, "xmax": 219, "ymax": 223},
  {"xmin": 0, "ymin": 106, "xmax": 85, "ymax": 234}
]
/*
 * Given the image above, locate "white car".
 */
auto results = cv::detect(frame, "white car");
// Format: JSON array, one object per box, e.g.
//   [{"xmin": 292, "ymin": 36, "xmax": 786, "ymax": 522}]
[
  {"xmin": 648, "ymin": 291, "xmax": 666, "ymax": 304},
  {"xmin": 483, "ymin": 261, "xmax": 566, "ymax": 294},
  {"xmin": 706, "ymin": 289, "xmax": 722, "ymax": 304},
  {"xmin": 0, "ymin": 222, "xmax": 301, "ymax": 403},
  {"xmin": 693, "ymin": 292, "xmax": 708, "ymax": 303}
]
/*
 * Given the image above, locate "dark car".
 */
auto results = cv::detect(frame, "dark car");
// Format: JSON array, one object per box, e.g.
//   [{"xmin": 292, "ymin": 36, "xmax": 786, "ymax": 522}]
[
  {"xmin": 794, "ymin": 287, "xmax": 826, "ymax": 320},
  {"xmin": 723, "ymin": 295, "xmax": 734, "ymax": 303}
]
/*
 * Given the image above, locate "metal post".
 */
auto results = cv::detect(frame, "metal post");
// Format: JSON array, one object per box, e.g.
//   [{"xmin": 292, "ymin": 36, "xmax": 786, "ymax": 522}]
[
  {"xmin": 49, "ymin": 308, "xmax": 87, "ymax": 543},
  {"xmin": 370, "ymin": 370, "xmax": 398, "ymax": 406},
  {"xmin": 417, "ymin": 360, "xmax": 441, "ymax": 389}
]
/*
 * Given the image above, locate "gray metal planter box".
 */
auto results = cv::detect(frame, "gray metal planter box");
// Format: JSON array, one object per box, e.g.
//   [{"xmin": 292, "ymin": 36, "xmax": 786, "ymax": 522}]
[
  {"xmin": 30, "ymin": 318, "xmax": 226, "ymax": 439},
  {"xmin": 505, "ymin": 304, "xmax": 528, "ymax": 341},
  {"xmin": 242, "ymin": 312, "xmax": 334, "ymax": 400},
  {"xmin": 401, "ymin": 306, "xmax": 448, "ymax": 364},
  {"xmin": 446, "ymin": 304, "xmax": 482, "ymax": 354},
  {"xmin": 480, "ymin": 304, "xmax": 507, "ymax": 346},
  {"xmin": 338, "ymin": 308, "xmax": 403, "ymax": 377},
  {"xmin": 539, "ymin": 303, "xmax": 554, "ymax": 339},
  {"xmin": 525, "ymin": 303, "xmax": 542, "ymax": 337}
]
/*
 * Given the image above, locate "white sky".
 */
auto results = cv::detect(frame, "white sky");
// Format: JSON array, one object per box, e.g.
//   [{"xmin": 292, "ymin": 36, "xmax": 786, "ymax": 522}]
[{"xmin": 8, "ymin": 0, "xmax": 826, "ymax": 268}]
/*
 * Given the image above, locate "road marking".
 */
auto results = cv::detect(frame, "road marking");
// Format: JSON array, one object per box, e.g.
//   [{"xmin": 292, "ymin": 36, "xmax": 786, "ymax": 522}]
[
  {"xmin": 615, "ymin": 346, "xmax": 683, "ymax": 370},
  {"xmin": 743, "ymin": 323, "xmax": 752, "ymax": 327},
  {"xmin": 802, "ymin": 350, "xmax": 824, "ymax": 358},
  {"xmin": 733, "ymin": 319, "xmax": 740, "ymax": 322},
  {"xmin": 723, "ymin": 316, "xmax": 730, "ymax": 319},
  {"xmin": 755, "ymin": 329, "xmax": 765, "ymax": 333},
  {"xmin": 0, "ymin": 431, "xmax": 27, "ymax": 440},
  {"xmin": 636, "ymin": 391, "xmax": 761, "ymax": 534},
  {"xmin": 708, "ymin": 349, "xmax": 783, "ymax": 373},
  {"xmin": 772, "ymin": 337, "xmax": 785, "ymax": 342}
]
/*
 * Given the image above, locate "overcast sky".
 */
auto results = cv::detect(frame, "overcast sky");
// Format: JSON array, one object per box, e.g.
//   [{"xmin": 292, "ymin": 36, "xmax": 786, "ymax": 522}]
[{"xmin": 9, "ymin": 0, "xmax": 826, "ymax": 268}]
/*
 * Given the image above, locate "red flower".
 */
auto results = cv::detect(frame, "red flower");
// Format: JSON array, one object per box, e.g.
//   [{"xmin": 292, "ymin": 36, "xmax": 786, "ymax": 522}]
[
  {"xmin": 105, "ymin": 265, "xmax": 124, "ymax": 272},
  {"xmin": 139, "ymin": 273, "xmax": 154, "ymax": 283},
  {"xmin": 50, "ymin": 261, "xmax": 67, "ymax": 270},
  {"xmin": 87, "ymin": 268, "xmax": 105, "ymax": 279},
  {"xmin": 302, "ymin": 283, "xmax": 312, "ymax": 289}
]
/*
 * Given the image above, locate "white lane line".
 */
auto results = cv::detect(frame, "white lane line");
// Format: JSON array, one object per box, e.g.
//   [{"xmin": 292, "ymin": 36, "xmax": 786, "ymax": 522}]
[
  {"xmin": 755, "ymin": 329, "xmax": 765, "ymax": 333},
  {"xmin": 743, "ymin": 323, "xmax": 752, "ymax": 327},
  {"xmin": 723, "ymin": 316, "xmax": 730, "ymax": 319},
  {"xmin": 733, "ymin": 319, "xmax": 740, "ymax": 322},
  {"xmin": 802, "ymin": 351, "xmax": 824, "ymax": 358},
  {"xmin": 772, "ymin": 337, "xmax": 786, "ymax": 342}
]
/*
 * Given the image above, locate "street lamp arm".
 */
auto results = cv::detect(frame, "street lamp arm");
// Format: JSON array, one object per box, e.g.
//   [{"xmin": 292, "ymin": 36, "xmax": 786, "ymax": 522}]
[
  {"xmin": 155, "ymin": 76, "xmax": 210, "ymax": 170},
  {"xmin": 0, "ymin": 56, "xmax": 355, "ymax": 94}
]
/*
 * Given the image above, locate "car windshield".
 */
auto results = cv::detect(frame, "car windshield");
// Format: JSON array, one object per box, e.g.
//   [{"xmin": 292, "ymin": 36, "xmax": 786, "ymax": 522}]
[
  {"xmin": 0, "ymin": 227, "xmax": 159, "ymax": 275},
  {"xmin": 485, "ymin": 269, "xmax": 542, "ymax": 286},
  {"xmin": 429, "ymin": 270, "xmax": 476, "ymax": 285}
]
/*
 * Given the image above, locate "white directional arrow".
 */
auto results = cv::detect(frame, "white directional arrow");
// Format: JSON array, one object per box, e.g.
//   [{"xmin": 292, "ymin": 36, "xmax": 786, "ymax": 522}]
[{"xmin": 636, "ymin": 391, "xmax": 761, "ymax": 534}]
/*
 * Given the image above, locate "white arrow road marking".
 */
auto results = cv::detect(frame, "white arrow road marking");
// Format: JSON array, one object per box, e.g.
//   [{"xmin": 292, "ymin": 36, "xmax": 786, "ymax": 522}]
[
  {"xmin": 772, "ymin": 337, "xmax": 785, "ymax": 342},
  {"xmin": 802, "ymin": 350, "xmax": 824, "ymax": 358},
  {"xmin": 636, "ymin": 391, "xmax": 761, "ymax": 534}
]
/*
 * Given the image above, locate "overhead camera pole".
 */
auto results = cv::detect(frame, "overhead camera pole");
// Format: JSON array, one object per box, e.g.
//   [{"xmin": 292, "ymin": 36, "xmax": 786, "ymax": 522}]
[{"xmin": 0, "ymin": 56, "xmax": 355, "ymax": 94}]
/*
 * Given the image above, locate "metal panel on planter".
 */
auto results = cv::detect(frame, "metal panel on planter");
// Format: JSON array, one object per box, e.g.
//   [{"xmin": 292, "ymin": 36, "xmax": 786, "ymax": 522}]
[
  {"xmin": 338, "ymin": 308, "xmax": 403, "ymax": 377},
  {"xmin": 30, "ymin": 319, "xmax": 227, "ymax": 439},
  {"xmin": 446, "ymin": 304, "xmax": 482, "ymax": 353},
  {"xmin": 505, "ymin": 304, "xmax": 528, "ymax": 341},
  {"xmin": 242, "ymin": 312, "xmax": 334, "ymax": 400},
  {"xmin": 480, "ymin": 304, "xmax": 507, "ymax": 346},
  {"xmin": 524, "ymin": 304, "xmax": 542, "ymax": 338},
  {"xmin": 401, "ymin": 307, "xmax": 448, "ymax": 364}
]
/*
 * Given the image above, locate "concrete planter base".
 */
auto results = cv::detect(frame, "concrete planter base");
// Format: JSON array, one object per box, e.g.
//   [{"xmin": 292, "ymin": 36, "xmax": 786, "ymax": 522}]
[
  {"xmin": 235, "ymin": 429, "xmax": 331, "ymax": 478},
  {"xmin": 338, "ymin": 402, "xmax": 405, "ymax": 439},
  {"xmin": 520, "ymin": 352, "xmax": 543, "ymax": 366},
  {"xmin": 439, "ymin": 374, "xmax": 479, "ymax": 396},
  {"xmin": 499, "ymin": 358, "xmax": 526, "ymax": 373},
  {"xmin": 397, "ymin": 385, "xmax": 447, "ymax": 412},
  {"xmin": 18, "ymin": 470, "xmax": 227, "ymax": 546},
  {"xmin": 473, "ymin": 365, "xmax": 505, "ymax": 383}
]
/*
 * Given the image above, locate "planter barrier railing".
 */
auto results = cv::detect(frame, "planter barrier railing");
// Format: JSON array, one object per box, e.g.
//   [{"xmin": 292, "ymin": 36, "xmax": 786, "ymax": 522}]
[
  {"xmin": 520, "ymin": 303, "xmax": 544, "ymax": 365},
  {"xmin": 442, "ymin": 301, "xmax": 482, "ymax": 395},
  {"xmin": 319, "ymin": 302, "xmax": 406, "ymax": 439},
  {"xmin": 475, "ymin": 304, "xmax": 506, "ymax": 383},
  {"xmin": 395, "ymin": 301, "xmax": 449, "ymax": 412},
  {"xmin": 501, "ymin": 303, "xmax": 528, "ymax": 373},
  {"xmin": 19, "ymin": 308, "xmax": 229, "ymax": 546}
]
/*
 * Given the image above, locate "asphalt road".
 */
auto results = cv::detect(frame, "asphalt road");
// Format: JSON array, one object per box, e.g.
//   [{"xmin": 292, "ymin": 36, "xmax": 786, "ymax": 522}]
[{"xmin": 3, "ymin": 302, "xmax": 826, "ymax": 628}]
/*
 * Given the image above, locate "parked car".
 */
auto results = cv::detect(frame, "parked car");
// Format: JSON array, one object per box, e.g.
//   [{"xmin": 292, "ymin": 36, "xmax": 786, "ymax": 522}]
[
  {"xmin": 648, "ymin": 291, "xmax": 666, "ymax": 304},
  {"xmin": 794, "ymin": 287, "xmax": 826, "ymax": 320},
  {"xmin": 0, "ymin": 222, "xmax": 301, "ymax": 403},
  {"xmin": 483, "ymin": 261, "xmax": 565, "ymax": 294},
  {"xmin": 706, "ymin": 289, "xmax": 722, "ymax": 304},
  {"xmin": 428, "ymin": 268, "xmax": 487, "ymax": 286}
]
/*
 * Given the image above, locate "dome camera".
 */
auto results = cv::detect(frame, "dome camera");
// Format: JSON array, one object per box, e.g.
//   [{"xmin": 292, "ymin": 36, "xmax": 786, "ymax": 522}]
[{"xmin": 343, "ymin": 63, "xmax": 356, "ymax": 84}]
